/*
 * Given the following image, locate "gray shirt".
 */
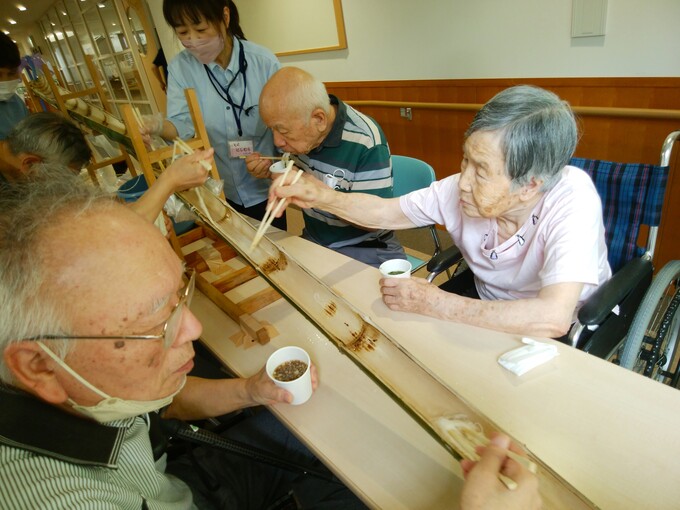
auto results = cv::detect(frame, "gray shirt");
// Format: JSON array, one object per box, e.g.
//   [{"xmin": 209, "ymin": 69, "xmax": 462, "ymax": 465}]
[{"xmin": 0, "ymin": 388, "xmax": 194, "ymax": 509}]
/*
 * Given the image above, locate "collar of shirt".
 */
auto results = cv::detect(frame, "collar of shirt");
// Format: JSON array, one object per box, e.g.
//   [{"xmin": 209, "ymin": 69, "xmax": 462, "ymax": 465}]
[
  {"xmin": 0, "ymin": 385, "xmax": 132, "ymax": 468},
  {"xmin": 312, "ymin": 94, "xmax": 347, "ymax": 152},
  {"xmin": 205, "ymin": 35, "xmax": 241, "ymax": 82}
]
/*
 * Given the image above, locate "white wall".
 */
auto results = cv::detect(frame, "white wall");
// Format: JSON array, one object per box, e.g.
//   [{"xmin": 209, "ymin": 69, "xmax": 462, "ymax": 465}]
[
  {"xmin": 278, "ymin": 0, "xmax": 680, "ymax": 81},
  {"xmin": 146, "ymin": 0, "xmax": 680, "ymax": 82}
]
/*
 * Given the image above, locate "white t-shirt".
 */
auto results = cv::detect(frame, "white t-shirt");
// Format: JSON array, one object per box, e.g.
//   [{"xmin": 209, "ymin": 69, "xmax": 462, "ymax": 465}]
[{"xmin": 400, "ymin": 166, "xmax": 611, "ymax": 306}]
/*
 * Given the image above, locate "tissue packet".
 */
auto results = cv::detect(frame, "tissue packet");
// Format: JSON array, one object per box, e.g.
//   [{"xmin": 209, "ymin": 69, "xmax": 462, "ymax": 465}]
[{"xmin": 498, "ymin": 338, "xmax": 559, "ymax": 376}]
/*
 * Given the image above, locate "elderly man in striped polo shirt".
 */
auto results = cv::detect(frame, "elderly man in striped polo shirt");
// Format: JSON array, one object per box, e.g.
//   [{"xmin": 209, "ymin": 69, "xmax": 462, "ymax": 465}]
[{"xmin": 246, "ymin": 66, "xmax": 406, "ymax": 268}]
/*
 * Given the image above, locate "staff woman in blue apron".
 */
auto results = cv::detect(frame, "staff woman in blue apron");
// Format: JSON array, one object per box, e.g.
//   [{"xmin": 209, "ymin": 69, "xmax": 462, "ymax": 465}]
[{"xmin": 148, "ymin": 0, "xmax": 285, "ymax": 229}]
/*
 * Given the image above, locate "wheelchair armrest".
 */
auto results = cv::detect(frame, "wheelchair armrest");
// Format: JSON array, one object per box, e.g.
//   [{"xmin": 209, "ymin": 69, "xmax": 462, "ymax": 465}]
[
  {"xmin": 577, "ymin": 257, "xmax": 653, "ymax": 326},
  {"xmin": 426, "ymin": 244, "xmax": 463, "ymax": 277}
]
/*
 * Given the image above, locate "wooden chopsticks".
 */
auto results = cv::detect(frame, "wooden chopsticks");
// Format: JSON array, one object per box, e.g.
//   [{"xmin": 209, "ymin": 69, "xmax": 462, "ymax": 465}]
[
  {"xmin": 172, "ymin": 138, "xmax": 218, "ymax": 223},
  {"xmin": 174, "ymin": 137, "xmax": 212, "ymax": 170},
  {"xmin": 250, "ymin": 162, "xmax": 302, "ymax": 250},
  {"xmin": 437, "ymin": 417, "xmax": 537, "ymax": 490},
  {"xmin": 131, "ymin": 106, "xmax": 145, "ymax": 130}
]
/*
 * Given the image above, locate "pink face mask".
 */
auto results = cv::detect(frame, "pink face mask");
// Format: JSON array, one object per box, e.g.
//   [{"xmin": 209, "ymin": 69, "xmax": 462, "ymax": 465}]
[{"xmin": 182, "ymin": 35, "xmax": 224, "ymax": 65}]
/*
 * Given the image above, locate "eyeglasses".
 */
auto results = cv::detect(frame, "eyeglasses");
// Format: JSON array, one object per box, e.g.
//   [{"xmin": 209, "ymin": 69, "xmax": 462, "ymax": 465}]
[{"xmin": 25, "ymin": 269, "xmax": 196, "ymax": 349}]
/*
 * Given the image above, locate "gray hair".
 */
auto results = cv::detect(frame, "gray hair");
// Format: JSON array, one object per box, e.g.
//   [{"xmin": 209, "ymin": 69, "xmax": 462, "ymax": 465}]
[
  {"xmin": 286, "ymin": 69, "xmax": 331, "ymax": 119},
  {"xmin": 0, "ymin": 169, "xmax": 109, "ymax": 384},
  {"xmin": 466, "ymin": 85, "xmax": 578, "ymax": 191},
  {"xmin": 7, "ymin": 112, "xmax": 93, "ymax": 170}
]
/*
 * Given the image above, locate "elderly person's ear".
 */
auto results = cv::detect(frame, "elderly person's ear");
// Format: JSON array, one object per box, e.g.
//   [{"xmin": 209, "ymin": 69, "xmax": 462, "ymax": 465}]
[
  {"xmin": 3, "ymin": 343, "xmax": 69, "ymax": 404},
  {"xmin": 520, "ymin": 177, "xmax": 544, "ymax": 200},
  {"xmin": 18, "ymin": 153, "xmax": 42, "ymax": 173},
  {"xmin": 310, "ymin": 108, "xmax": 328, "ymax": 133}
]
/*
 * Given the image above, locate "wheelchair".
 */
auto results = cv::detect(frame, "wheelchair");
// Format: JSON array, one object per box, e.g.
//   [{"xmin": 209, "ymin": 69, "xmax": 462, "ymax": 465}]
[
  {"xmin": 619, "ymin": 259, "xmax": 680, "ymax": 386},
  {"xmin": 426, "ymin": 130, "xmax": 680, "ymax": 373}
]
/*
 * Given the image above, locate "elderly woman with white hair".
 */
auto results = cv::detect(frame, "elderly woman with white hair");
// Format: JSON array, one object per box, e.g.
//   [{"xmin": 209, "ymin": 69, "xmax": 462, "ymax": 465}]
[{"xmin": 267, "ymin": 85, "xmax": 612, "ymax": 339}]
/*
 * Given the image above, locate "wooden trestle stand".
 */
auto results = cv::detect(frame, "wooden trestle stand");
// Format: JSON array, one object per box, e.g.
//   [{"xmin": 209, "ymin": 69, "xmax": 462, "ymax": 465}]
[{"xmin": 121, "ymin": 89, "xmax": 281, "ymax": 347}]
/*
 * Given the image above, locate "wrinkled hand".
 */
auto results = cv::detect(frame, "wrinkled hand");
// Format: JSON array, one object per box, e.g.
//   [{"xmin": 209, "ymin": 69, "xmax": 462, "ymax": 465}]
[
  {"xmin": 379, "ymin": 277, "xmax": 437, "ymax": 315},
  {"xmin": 162, "ymin": 148, "xmax": 215, "ymax": 192},
  {"xmin": 245, "ymin": 364, "xmax": 319, "ymax": 406},
  {"xmin": 460, "ymin": 434, "xmax": 542, "ymax": 510},
  {"xmin": 245, "ymin": 153, "xmax": 275, "ymax": 179},
  {"xmin": 268, "ymin": 171, "xmax": 332, "ymax": 217}
]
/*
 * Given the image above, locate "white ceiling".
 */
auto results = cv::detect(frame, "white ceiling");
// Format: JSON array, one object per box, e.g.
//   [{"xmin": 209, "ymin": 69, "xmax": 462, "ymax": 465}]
[
  {"xmin": 1, "ymin": 0, "xmax": 124, "ymax": 52},
  {"xmin": 0, "ymin": 0, "xmax": 55, "ymax": 38}
]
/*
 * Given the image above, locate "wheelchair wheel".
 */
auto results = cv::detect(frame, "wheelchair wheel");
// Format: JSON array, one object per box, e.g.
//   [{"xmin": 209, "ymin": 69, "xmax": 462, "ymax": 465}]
[{"xmin": 619, "ymin": 260, "xmax": 680, "ymax": 384}]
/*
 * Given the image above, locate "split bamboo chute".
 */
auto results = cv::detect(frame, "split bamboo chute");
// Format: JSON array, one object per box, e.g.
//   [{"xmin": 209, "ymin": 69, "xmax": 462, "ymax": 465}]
[{"xmin": 175, "ymin": 183, "xmax": 597, "ymax": 510}]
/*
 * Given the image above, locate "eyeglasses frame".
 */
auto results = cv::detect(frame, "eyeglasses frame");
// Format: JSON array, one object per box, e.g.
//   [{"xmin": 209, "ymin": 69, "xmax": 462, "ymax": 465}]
[{"xmin": 23, "ymin": 269, "xmax": 196, "ymax": 349}]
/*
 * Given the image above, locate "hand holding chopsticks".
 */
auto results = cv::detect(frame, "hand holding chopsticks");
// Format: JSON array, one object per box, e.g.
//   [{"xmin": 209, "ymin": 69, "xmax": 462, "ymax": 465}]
[
  {"xmin": 438, "ymin": 417, "xmax": 537, "ymax": 491},
  {"xmin": 174, "ymin": 138, "xmax": 212, "ymax": 171},
  {"xmin": 250, "ymin": 163, "xmax": 303, "ymax": 250}
]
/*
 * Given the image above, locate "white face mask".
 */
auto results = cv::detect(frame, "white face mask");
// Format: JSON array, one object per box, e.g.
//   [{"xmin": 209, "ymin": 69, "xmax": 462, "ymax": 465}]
[
  {"xmin": 38, "ymin": 341, "xmax": 185, "ymax": 423},
  {"xmin": 0, "ymin": 79, "xmax": 20, "ymax": 101}
]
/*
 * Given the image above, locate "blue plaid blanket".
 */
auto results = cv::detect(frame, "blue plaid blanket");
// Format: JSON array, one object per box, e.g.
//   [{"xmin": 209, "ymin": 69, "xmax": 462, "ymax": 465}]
[{"xmin": 569, "ymin": 158, "xmax": 668, "ymax": 273}]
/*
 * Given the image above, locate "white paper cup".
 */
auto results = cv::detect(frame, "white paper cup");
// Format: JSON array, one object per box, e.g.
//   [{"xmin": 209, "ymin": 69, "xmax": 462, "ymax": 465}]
[
  {"xmin": 379, "ymin": 259, "xmax": 412, "ymax": 278},
  {"xmin": 269, "ymin": 160, "xmax": 288, "ymax": 174},
  {"xmin": 266, "ymin": 346, "xmax": 312, "ymax": 405}
]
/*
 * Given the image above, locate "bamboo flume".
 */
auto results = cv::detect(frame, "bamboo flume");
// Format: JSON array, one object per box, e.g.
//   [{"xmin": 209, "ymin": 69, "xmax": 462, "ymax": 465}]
[{"xmin": 176, "ymin": 184, "xmax": 598, "ymax": 510}]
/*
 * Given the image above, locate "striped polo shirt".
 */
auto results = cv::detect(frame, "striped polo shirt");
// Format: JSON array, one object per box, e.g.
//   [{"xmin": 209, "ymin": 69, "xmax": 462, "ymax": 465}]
[
  {"xmin": 0, "ymin": 386, "xmax": 194, "ymax": 509},
  {"xmin": 292, "ymin": 95, "xmax": 394, "ymax": 249}
]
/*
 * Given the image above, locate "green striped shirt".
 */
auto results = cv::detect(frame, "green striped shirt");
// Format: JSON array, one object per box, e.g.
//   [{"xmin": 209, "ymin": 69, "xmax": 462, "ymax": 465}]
[{"xmin": 293, "ymin": 95, "xmax": 394, "ymax": 248}]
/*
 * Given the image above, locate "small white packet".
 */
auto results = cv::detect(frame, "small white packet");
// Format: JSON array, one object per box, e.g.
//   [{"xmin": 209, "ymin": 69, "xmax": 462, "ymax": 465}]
[{"xmin": 498, "ymin": 338, "xmax": 559, "ymax": 376}]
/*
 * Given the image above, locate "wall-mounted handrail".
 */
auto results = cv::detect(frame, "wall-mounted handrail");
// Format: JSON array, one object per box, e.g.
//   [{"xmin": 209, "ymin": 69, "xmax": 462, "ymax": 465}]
[{"xmin": 346, "ymin": 100, "xmax": 680, "ymax": 120}]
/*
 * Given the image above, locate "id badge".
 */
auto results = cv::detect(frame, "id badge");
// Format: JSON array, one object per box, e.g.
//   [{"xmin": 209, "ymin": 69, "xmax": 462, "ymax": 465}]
[{"xmin": 229, "ymin": 140, "xmax": 254, "ymax": 158}]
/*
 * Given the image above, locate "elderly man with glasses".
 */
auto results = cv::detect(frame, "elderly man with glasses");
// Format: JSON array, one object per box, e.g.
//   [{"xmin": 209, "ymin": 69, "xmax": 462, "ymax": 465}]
[{"xmin": 0, "ymin": 173, "xmax": 368, "ymax": 509}]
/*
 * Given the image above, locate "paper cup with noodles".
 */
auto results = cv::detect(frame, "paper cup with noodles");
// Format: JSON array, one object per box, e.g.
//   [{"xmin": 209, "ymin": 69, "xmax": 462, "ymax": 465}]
[
  {"xmin": 266, "ymin": 346, "xmax": 313, "ymax": 405},
  {"xmin": 379, "ymin": 259, "xmax": 412, "ymax": 278}
]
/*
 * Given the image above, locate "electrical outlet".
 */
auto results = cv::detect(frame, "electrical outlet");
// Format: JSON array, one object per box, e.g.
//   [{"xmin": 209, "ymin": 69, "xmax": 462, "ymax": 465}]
[{"xmin": 399, "ymin": 107, "xmax": 412, "ymax": 121}]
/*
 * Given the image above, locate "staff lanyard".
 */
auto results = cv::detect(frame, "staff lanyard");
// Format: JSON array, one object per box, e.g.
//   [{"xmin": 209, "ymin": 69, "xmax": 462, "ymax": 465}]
[{"xmin": 205, "ymin": 38, "xmax": 249, "ymax": 137}]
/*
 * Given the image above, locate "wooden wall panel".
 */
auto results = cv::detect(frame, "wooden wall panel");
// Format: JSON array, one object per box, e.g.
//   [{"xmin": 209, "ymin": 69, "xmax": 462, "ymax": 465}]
[{"xmin": 325, "ymin": 78, "xmax": 680, "ymax": 271}]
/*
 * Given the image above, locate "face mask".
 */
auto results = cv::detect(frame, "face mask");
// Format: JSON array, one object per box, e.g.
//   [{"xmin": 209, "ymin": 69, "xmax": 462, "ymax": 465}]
[
  {"xmin": 0, "ymin": 79, "xmax": 20, "ymax": 101},
  {"xmin": 38, "ymin": 341, "xmax": 185, "ymax": 423},
  {"xmin": 182, "ymin": 36, "xmax": 224, "ymax": 65}
]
